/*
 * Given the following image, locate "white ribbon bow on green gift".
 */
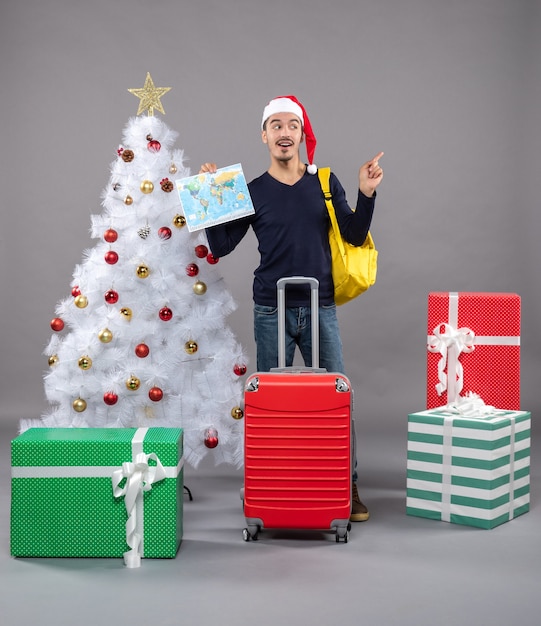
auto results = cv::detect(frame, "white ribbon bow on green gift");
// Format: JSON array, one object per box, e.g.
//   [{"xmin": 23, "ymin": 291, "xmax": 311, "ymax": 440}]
[
  {"xmin": 427, "ymin": 323, "xmax": 476, "ymax": 399},
  {"xmin": 112, "ymin": 452, "xmax": 167, "ymax": 568},
  {"xmin": 438, "ymin": 393, "xmax": 516, "ymax": 523},
  {"xmin": 445, "ymin": 391, "xmax": 497, "ymax": 418}
]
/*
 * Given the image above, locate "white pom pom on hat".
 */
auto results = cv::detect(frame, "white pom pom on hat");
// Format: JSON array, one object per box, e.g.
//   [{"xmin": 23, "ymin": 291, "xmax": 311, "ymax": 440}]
[{"xmin": 261, "ymin": 95, "xmax": 317, "ymax": 174}]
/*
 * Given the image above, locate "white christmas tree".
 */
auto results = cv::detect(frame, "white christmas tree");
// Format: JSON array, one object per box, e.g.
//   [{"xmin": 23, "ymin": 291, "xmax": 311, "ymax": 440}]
[{"xmin": 24, "ymin": 74, "xmax": 248, "ymax": 469}]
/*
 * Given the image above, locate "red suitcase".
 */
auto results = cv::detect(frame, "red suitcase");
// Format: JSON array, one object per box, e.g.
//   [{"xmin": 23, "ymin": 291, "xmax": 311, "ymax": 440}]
[{"xmin": 242, "ymin": 277, "xmax": 352, "ymax": 542}]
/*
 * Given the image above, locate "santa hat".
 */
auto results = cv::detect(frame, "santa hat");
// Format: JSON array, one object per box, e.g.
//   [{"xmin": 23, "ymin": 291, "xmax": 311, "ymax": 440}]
[{"xmin": 261, "ymin": 95, "xmax": 317, "ymax": 174}]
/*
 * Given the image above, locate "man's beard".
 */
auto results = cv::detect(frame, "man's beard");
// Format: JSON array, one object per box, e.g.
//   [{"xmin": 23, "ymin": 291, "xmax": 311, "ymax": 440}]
[{"xmin": 276, "ymin": 153, "xmax": 294, "ymax": 163}]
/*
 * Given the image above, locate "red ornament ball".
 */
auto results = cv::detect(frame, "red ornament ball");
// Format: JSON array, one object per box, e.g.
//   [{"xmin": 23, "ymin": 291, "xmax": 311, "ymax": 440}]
[
  {"xmin": 148, "ymin": 386, "xmax": 164, "ymax": 402},
  {"xmin": 104, "ymin": 250, "xmax": 119, "ymax": 265},
  {"xmin": 147, "ymin": 139, "xmax": 161, "ymax": 153},
  {"xmin": 135, "ymin": 343, "xmax": 150, "ymax": 358},
  {"xmin": 50, "ymin": 317, "xmax": 64, "ymax": 332},
  {"xmin": 104, "ymin": 229, "xmax": 118, "ymax": 243},
  {"xmin": 104, "ymin": 289, "xmax": 119, "ymax": 304},
  {"xmin": 159, "ymin": 306, "xmax": 173, "ymax": 321},
  {"xmin": 234, "ymin": 363, "xmax": 247, "ymax": 376},
  {"xmin": 204, "ymin": 427, "xmax": 219, "ymax": 449},
  {"xmin": 185, "ymin": 263, "xmax": 199, "ymax": 277},
  {"xmin": 158, "ymin": 226, "xmax": 172, "ymax": 240},
  {"xmin": 71, "ymin": 285, "xmax": 81, "ymax": 297},
  {"xmin": 206, "ymin": 253, "xmax": 219, "ymax": 265},
  {"xmin": 103, "ymin": 392, "xmax": 118, "ymax": 406},
  {"xmin": 194, "ymin": 244, "xmax": 208, "ymax": 259}
]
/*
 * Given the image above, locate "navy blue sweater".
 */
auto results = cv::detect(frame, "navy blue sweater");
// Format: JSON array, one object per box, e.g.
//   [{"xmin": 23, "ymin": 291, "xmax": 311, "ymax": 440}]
[{"xmin": 206, "ymin": 169, "xmax": 375, "ymax": 306}]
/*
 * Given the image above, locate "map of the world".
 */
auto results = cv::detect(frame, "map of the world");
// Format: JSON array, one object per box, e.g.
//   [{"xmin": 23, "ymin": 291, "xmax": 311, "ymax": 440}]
[{"xmin": 176, "ymin": 163, "xmax": 255, "ymax": 232}]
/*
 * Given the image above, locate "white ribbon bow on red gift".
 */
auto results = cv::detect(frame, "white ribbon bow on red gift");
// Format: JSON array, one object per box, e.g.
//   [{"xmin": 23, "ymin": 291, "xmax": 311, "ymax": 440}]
[
  {"xmin": 427, "ymin": 323, "xmax": 476, "ymax": 399},
  {"xmin": 112, "ymin": 452, "xmax": 167, "ymax": 568}
]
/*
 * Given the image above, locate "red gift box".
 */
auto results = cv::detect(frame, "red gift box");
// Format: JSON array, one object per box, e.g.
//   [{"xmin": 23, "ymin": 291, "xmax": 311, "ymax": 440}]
[{"xmin": 427, "ymin": 292, "xmax": 521, "ymax": 410}]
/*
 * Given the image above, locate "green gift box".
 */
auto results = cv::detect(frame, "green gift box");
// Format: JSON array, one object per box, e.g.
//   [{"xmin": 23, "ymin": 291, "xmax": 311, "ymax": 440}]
[
  {"xmin": 407, "ymin": 408, "xmax": 530, "ymax": 529},
  {"xmin": 11, "ymin": 427, "xmax": 183, "ymax": 566}
]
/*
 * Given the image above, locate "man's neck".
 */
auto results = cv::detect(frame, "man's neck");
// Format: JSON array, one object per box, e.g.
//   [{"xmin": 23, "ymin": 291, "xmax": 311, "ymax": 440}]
[{"xmin": 267, "ymin": 158, "xmax": 306, "ymax": 186}]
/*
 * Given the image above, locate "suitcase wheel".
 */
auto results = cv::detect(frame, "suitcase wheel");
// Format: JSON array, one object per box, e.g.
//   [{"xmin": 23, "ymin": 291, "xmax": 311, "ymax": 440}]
[
  {"xmin": 336, "ymin": 526, "xmax": 349, "ymax": 543},
  {"xmin": 242, "ymin": 527, "xmax": 259, "ymax": 542}
]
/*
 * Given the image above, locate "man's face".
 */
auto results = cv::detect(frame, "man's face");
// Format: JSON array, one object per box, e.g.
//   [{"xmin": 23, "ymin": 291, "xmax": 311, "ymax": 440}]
[{"xmin": 262, "ymin": 113, "xmax": 304, "ymax": 163}]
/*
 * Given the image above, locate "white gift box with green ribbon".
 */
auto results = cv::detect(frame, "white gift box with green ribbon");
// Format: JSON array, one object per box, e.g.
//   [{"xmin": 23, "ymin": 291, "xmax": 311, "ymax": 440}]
[
  {"xmin": 407, "ymin": 405, "xmax": 530, "ymax": 529},
  {"xmin": 11, "ymin": 427, "xmax": 183, "ymax": 566}
]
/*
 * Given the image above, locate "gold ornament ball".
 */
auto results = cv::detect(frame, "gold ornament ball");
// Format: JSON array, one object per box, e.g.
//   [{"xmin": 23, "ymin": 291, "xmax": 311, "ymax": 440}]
[
  {"xmin": 231, "ymin": 406, "xmax": 244, "ymax": 420},
  {"xmin": 120, "ymin": 307, "xmax": 133, "ymax": 321},
  {"xmin": 124, "ymin": 194, "xmax": 133, "ymax": 205},
  {"xmin": 73, "ymin": 398, "xmax": 87, "ymax": 412},
  {"xmin": 136, "ymin": 264, "xmax": 150, "ymax": 278},
  {"xmin": 78, "ymin": 355, "xmax": 93, "ymax": 370},
  {"xmin": 98, "ymin": 328, "xmax": 113, "ymax": 343},
  {"xmin": 193, "ymin": 280, "xmax": 207, "ymax": 296},
  {"xmin": 126, "ymin": 375, "xmax": 141, "ymax": 391},
  {"xmin": 184, "ymin": 340, "xmax": 198, "ymax": 355},
  {"xmin": 173, "ymin": 214, "xmax": 186, "ymax": 228},
  {"xmin": 169, "ymin": 163, "xmax": 178, "ymax": 174},
  {"xmin": 48, "ymin": 354, "xmax": 59, "ymax": 366},
  {"xmin": 140, "ymin": 180, "xmax": 154, "ymax": 194},
  {"xmin": 74, "ymin": 294, "xmax": 88, "ymax": 308}
]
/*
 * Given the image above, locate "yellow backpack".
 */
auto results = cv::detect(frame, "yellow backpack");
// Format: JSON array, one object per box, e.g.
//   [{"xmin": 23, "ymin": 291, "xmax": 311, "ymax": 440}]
[{"xmin": 318, "ymin": 167, "xmax": 378, "ymax": 305}]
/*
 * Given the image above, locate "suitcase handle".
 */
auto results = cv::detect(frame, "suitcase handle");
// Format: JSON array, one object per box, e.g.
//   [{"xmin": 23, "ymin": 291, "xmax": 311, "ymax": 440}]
[{"xmin": 276, "ymin": 276, "xmax": 320, "ymax": 369}]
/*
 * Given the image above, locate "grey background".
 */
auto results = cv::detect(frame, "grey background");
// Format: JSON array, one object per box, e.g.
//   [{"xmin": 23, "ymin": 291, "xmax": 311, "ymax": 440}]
[
  {"xmin": 1, "ymin": 0, "xmax": 539, "ymax": 428},
  {"xmin": 0, "ymin": 1, "xmax": 540, "ymax": 625}
]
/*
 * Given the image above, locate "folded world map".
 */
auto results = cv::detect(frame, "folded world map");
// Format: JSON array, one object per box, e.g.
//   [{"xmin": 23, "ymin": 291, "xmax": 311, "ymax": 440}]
[{"xmin": 176, "ymin": 163, "xmax": 255, "ymax": 232}]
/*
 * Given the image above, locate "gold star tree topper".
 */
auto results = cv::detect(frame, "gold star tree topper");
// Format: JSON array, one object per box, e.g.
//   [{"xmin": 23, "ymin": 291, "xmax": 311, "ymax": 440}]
[{"xmin": 128, "ymin": 72, "xmax": 171, "ymax": 116}]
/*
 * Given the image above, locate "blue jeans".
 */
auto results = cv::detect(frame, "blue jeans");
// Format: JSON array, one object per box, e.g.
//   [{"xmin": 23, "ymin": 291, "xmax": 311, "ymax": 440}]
[
  {"xmin": 253, "ymin": 303, "xmax": 345, "ymax": 372},
  {"xmin": 253, "ymin": 304, "xmax": 357, "ymax": 482}
]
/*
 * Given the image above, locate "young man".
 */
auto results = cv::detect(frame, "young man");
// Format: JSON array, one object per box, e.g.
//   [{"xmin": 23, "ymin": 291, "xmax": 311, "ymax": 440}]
[{"xmin": 201, "ymin": 95, "xmax": 383, "ymax": 521}]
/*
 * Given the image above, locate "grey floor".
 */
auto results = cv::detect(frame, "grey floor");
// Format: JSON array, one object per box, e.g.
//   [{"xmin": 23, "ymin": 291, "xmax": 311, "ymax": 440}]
[{"xmin": 1, "ymin": 417, "xmax": 539, "ymax": 626}]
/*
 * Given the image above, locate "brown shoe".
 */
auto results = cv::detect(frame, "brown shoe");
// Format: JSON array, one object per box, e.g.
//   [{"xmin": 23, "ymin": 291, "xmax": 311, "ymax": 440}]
[{"xmin": 350, "ymin": 483, "xmax": 370, "ymax": 522}]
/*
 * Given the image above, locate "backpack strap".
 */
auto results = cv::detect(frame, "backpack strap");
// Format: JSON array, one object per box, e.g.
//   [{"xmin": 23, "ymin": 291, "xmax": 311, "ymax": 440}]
[{"xmin": 318, "ymin": 167, "xmax": 346, "ymax": 257}]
